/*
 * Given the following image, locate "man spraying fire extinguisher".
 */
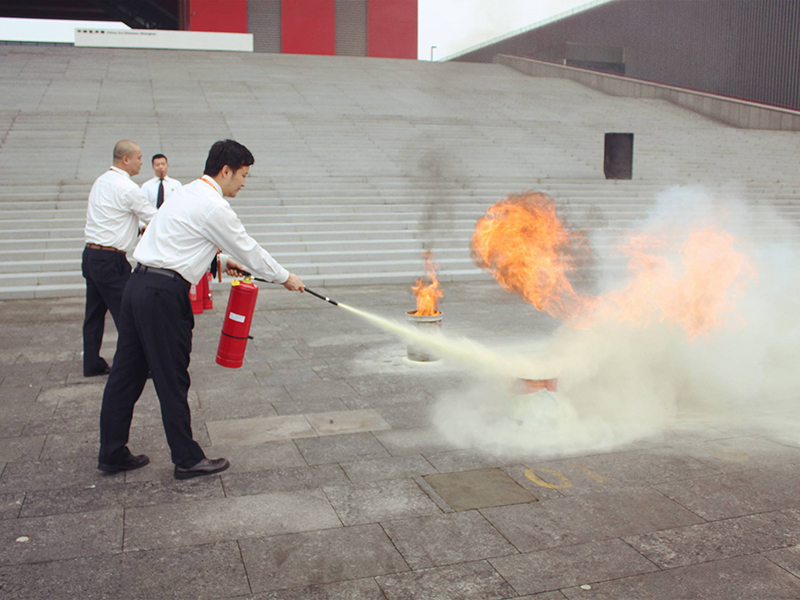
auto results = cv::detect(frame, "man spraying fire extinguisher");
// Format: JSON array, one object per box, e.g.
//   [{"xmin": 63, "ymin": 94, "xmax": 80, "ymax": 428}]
[{"xmin": 97, "ymin": 139, "xmax": 305, "ymax": 480}]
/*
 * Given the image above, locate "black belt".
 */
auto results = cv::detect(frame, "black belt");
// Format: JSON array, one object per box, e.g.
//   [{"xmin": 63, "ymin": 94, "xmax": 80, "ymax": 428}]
[
  {"xmin": 87, "ymin": 243, "xmax": 126, "ymax": 254},
  {"xmin": 135, "ymin": 264, "xmax": 188, "ymax": 285}
]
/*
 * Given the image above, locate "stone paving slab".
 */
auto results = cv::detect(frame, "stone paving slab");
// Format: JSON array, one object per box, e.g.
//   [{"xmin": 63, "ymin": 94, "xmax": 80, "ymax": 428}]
[
  {"xmin": 323, "ymin": 478, "xmax": 442, "ymax": 525},
  {"xmin": 306, "ymin": 408, "xmax": 391, "ymax": 436},
  {"xmin": 221, "ymin": 464, "xmax": 349, "ymax": 497},
  {"xmin": 499, "ymin": 465, "xmax": 568, "ymax": 502},
  {"xmin": 481, "ymin": 487, "xmax": 704, "ymax": 552},
  {"xmin": 764, "ymin": 545, "xmax": 800, "ymax": 578},
  {"xmin": 424, "ymin": 467, "xmax": 537, "ymax": 511},
  {"xmin": 283, "ymin": 380, "xmax": 356, "ymax": 402},
  {"xmin": 373, "ymin": 427, "xmax": 458, "ymax": 456},
  {"xmin": 654, "ymin": 462, "xmax": 800, "ymax": 520},
  {"xmin": 623, "ymin": 508, "xmax": 800, "ymax": 569},
  {"xmin": 341, "ymin": 389, "xmax": 433, "ymax": 410},
  {"xmin": 19, "ymin": 476, "xmax": 224, "ymax": 518},
  {"xmin": 250, "ymin": 578, "xmax": 387, "ymax": 600},
  {"xmin": 200, "ymin": 441, "xmax": 308, "ymax": 475},
  {"xmin": 369, "ymin": 399, "xmax": 434, "ymax": 429},
  {"xmin": 0, "ymin": 508, "xmax": 122, "ymax": 566},
  {"xmin": 560, "ymin": 555, "xmax": 800, "ymax": 599},
  {"xmin": 0, "ymin": 541, "xmax": 250, "ymax": 600},
  {"xmin": 271, "ymin": 396, "xmax": 350, "ymax": 416},
  {"xmin": 123, "ymin": 489, "xmax": 342, "ymax": 552},
  {"xmin": 0, "ymin": 493, "xmax": 23, "ymax": 520},
  {"xmin": 0, "ymin": 422, "xmax": 24, "ymax": 438},
  {"xmin": 194, "ymin": 392, "xmax": 281, "ymax": 421},
  {"xmin": 375, "ymin": 560, "xmax": 516, "ymax": 600},
  {"xmin": 381, "ymin": 510, "xmax": 518, "ymax": 569},
  {"xmin": 0, "ymin": 435, "xmax": 45, "ymax": 463},
  {"xmin": 0, "ymin": 387, "xmax": 57, "ymax": 423},
  {"xmin": 206, "ymin": 414, "xmax": 317, "ymax": 446},
  {"xmin": 676, "ymin": 435, "xmax": 800, "ymax": 474},
  {"xmin": 0, "ymin": 456, "xmax": 115, "ymax": 493},
  {"xmin": 253, "ymin": 366, "xmax": 330, "ymax": 386},
  {"xmin": 489, "ymin": 538, "xmax": 658, "ymax": 596},
  {"xmin": 238, "ymin": 524, "xmax": 408, "ymax": 593},
  {"xmin": 340, "ymin": 454, "xmax": 437, "ymax": 483},
  {"xmin": 518, "ymin": 448, "xmax": 720, "ymax": 496},
  {"xmin": 424, "ymin": 449, "xmax": 511, "ymax": 473},
  {"xmin": 294, "ymin": 431, "xmax": 391, "ymax": 465}
]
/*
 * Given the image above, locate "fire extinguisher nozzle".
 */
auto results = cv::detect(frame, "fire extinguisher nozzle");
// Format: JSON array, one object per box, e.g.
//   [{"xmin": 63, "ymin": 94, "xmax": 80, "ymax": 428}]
[{"xmin": 305, "ymin": 288, "xmax": 338, "ymax": 306}]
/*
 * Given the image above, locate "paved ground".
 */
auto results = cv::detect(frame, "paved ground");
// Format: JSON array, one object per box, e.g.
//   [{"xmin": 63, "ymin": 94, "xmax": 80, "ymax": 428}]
[{"xmin": 2, "ymin": 280, "xmax": 800, "ymax": 599}]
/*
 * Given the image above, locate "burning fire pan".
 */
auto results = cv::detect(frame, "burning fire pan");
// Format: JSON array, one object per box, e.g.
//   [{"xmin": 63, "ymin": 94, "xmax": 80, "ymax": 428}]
[
  {"xmin": 513, "ymin": 378, "xmax": 558, "ymax": 394},
  {"xmin": 405, "ymin": 310, "xmax": 442, "ymax": 361}
]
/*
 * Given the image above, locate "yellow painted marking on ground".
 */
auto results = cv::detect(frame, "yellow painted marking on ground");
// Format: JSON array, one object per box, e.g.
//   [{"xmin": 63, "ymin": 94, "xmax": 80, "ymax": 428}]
[
  {"xmin": 714, "ymin": 449, "xmax": 750, "ymax": 462},
  {"xmin": 566, "ymin": 462, "xmax": 608, "ymax": 482},
  {"xmin": 524, "ymin": 468, "xmax": 572, "ymax": 489}
]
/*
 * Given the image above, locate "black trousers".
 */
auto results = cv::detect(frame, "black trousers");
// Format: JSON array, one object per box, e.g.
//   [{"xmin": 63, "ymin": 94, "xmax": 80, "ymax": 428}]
[
  {"xmin": 98, "ymin": 267, "xmax": 205, "ymax": 468},
  {"xmin": 82, "ymin": 247, "xmax": 131, "ymax": 375}
]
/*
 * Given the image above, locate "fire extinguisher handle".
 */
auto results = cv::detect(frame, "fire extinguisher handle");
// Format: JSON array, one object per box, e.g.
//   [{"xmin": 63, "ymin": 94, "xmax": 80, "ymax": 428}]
[{"xmin": 240, "ymin": 270, "xmax": 261, "ymax": 281}]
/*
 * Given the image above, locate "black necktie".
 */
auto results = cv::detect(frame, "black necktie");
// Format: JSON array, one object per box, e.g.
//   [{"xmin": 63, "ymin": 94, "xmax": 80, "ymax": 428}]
[{"xmin": 157, "ymin": 179, "xmax": 165, "ymax": 208}]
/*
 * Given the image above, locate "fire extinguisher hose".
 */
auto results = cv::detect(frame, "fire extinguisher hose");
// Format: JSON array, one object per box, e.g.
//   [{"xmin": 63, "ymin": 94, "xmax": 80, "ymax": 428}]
[{"xmin": 240, "ymin": 272, "xmax": 339, "ymax": 306}]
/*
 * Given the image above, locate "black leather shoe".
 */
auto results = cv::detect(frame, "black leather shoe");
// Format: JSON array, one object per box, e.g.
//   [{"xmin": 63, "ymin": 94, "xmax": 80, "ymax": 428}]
[
  {"xmin": 98, "ymin": 453, "xmax": 150, "ymax": 474},
  {"xmin": 84, "ymin": 363, "xmax": 110, "ymax": 377},
  {"xmin": 174, "ymin": 457, "xmax": 229, "ymax": 480}
]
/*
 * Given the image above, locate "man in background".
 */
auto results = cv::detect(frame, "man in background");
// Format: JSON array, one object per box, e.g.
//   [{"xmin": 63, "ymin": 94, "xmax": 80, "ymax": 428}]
[
  {"xmin": 83, "ymin": 140, "xmax": 156, "ymax": 377},
  {"xmin": 141, "ymin": 153, "xmax": 182, "ymax": 208}
]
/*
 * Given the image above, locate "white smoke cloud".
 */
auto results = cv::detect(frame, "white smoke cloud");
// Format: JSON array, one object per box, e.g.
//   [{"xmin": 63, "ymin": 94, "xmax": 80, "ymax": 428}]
[{"xmin": 431, "ymin": 186, "xmax": 800, "ymax": 458}]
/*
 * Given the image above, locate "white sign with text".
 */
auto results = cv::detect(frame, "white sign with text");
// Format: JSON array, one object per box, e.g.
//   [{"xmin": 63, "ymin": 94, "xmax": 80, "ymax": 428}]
[{"xmin": 75, "ymin": 28, "xmax": 253, "ymax": 52}]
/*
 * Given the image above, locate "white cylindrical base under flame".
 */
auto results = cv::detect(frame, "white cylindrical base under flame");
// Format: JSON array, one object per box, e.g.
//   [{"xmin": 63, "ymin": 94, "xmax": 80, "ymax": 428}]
[{"xmin": 405, "ymin": 311, "xmax": 442, "ymax": 361}]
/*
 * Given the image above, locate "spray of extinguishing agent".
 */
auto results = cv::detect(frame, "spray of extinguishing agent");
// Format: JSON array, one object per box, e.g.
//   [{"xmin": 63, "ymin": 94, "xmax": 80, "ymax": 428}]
[{"xmin": 214, "ymin": 274, "xmax": 552, "ymax": 390}]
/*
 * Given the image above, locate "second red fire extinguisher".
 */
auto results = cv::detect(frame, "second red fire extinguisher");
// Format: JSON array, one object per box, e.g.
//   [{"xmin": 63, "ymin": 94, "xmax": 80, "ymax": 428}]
[
  {"xmin": 204, "ymin": 271, "xmax": 214, "ymax": 310},
  {"xmin": 216, "ymin": 277, "xmax": 258, "ymax": 369},
  {"xmin": 190, "ymin": 275, "xmax": 206, "ymax": 315}
]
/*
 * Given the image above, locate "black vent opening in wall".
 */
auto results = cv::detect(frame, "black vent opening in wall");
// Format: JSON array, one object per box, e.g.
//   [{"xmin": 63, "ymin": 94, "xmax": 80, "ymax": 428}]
[{"xmin": 604, "ymin": 133, "xmax": 634, "ymax": 179}]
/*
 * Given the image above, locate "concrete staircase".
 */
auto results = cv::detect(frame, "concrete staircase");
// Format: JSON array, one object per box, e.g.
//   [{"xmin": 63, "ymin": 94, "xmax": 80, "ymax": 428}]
[{"xmin": 1, "ymin": 46, "xmax": 799, "ymax": 299}]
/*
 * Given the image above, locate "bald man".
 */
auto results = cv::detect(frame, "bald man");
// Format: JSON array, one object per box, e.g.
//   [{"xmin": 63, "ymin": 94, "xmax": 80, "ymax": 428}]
[{"xmin": 82, "ymin": 140, "xmax": 157, "ymax": 377}]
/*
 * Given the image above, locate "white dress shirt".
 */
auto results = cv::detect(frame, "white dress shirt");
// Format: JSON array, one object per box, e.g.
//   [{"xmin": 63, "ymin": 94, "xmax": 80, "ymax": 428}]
[
  {"xmin": 84, "ymin": 166, "xmax": 157, "ymax": 254},
  {"xmin": 133, "ymin": 175, "xmax": 290, "ymax": 286},
  {"xmin": 141, "ymin": 175, "xmax": 182, "ymax": 208}
]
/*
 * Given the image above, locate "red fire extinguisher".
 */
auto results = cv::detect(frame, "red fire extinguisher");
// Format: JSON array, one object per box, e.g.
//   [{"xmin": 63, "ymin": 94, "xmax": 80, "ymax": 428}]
[
  {"xmin": 216, "ymin": 277, "xmax": 258, "ymax": 368},
  {"xmin": 189, "ymin": 275, "xmax": 206, "ymax": 315},
  {"xmin": 203, "ymin": 270, "xmax": 214, "ymax": 310}
]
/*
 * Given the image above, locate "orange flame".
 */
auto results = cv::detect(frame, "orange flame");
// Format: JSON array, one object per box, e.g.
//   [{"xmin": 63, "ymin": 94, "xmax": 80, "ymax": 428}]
[
  {"xmin": 412, "ymin": 251, "xmax": 444, "ymax": 316},
  {"xmin": 472, "ymin": 192, "xmax": 757, "ymax": 339},
  {"xmin": 470, "ymin": 192, "xmax": 589, "ymax": 320},
  {"xmin": 600, "ymin": 225, "xmax": 757, "ymax": 337}
]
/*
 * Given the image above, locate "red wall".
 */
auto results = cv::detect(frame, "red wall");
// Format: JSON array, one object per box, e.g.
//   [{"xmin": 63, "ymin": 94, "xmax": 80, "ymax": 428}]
[
  {"xmin": 368, "ymin": 0, "xmax": 417, "ymax": 59},
  {"xmin": 282, "ymin": 0, "xmax": 336, "ymax": 55},
  {"xmin": 186, "ymin": 0, "xmax": 248, "ymax": 33},
  {"xmin": 181, "ymin": 0, "xmax": 418, "ymax": 59}
]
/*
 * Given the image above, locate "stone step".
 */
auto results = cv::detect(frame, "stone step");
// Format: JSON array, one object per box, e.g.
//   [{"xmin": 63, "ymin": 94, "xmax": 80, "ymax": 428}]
[
  {"xmin": 4, "ymin": 200, "xmax": 798, "ymax": 220},
  {"xmin": 0, "ymin": 246, "xmax": 474, "ymax": 273},
  {"xmin": 1, "ymin": 46, "xmax": 799, "ymax": 299},
  {"xmin": 0, "ymin": 237, "xmax": 468, "ymax": 254},
  {"xmin": 0, "ymin": 267, "xmax": 495, "ymax": 300}
]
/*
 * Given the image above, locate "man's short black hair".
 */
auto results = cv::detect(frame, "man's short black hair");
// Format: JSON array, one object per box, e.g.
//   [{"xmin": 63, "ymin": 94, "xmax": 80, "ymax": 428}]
[
  {"xmin": 203, "ymin": 140, "xmax": 254, "ymax": 177},
  {"xmin": 152, "ymin": 153, "xmax": 167, "ymax": 163}
]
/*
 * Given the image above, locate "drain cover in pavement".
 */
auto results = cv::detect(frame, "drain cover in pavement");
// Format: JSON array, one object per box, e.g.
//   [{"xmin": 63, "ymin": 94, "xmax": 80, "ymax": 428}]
[{"xmin": 424, "ymin": 468, "xmax": 537, "ymax": 511}]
